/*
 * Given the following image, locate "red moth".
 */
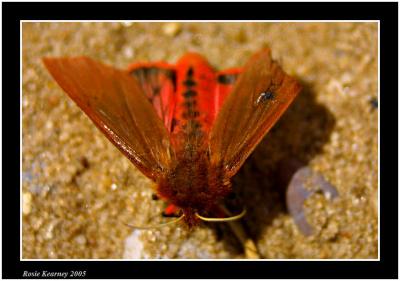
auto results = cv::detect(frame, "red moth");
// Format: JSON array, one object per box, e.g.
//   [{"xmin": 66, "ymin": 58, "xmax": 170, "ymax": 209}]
[{"xmin": 43, "ymin": 49, "xmax": 301, "ymax": 228}]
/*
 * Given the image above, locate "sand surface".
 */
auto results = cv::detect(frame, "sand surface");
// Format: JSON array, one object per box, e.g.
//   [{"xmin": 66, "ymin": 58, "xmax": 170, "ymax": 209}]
[{"xmin": 22, "ymin": 22, "xmax": 378, "ymax": 259}]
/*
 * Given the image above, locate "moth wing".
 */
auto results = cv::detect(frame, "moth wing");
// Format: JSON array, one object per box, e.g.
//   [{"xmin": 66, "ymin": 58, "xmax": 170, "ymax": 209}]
[
  {"xmin": 214, "ymin": 68, "xmax": 242, "ymax": 121},
  {"xmin": 127, "ymin": 63, "xmax": 177, "ymax": 133},
  {"xmin": 209, "ymin": 49, "xmax": 301, "ymax": 178},
  {"xmin": 43, "ymin": 57, "xmax": 174, "ymax": 181}
]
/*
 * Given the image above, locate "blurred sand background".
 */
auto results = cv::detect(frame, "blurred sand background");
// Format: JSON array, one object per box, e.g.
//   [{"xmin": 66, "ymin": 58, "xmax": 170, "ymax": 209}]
[{"xmin": 22, "ymin": 22, "xmax": 378, "ymax": 259}]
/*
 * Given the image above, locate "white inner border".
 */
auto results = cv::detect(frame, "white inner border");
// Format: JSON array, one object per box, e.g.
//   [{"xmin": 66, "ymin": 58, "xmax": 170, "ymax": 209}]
[{"xmin": 20, "ymin": 20, "xmax": 380, "ymax": 261}]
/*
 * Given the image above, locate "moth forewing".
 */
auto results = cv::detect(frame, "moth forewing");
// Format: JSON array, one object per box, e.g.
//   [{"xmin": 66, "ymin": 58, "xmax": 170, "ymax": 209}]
[
  {"xmin": 43, "ymin": 57, "xmax": 174, "ymax": 181},
  {"xmin": 209, "ymin": 49, "xmax": 301, "ymax": 178}
]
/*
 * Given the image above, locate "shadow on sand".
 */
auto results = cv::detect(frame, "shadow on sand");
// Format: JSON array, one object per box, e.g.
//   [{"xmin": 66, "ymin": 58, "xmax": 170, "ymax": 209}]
[{"xmin": 215, "ymin": 80, "xmax": 336, "ymax": 257}]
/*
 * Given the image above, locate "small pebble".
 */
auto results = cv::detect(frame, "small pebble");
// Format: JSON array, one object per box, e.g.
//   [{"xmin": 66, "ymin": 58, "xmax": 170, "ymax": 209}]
[
  {"xmin": 74, "ymin": 234, "xmax": 87, "ymax": 245},
  {"xmin": 369, "ymin": 97, "xmax": 378, "ymax": 109},
  {"xmin": 162, "ymin": 23, "xmax": 181, "ymax": 37},
  {"xmin": 23, "ymin": 192, "xmax": 33, "ymax": 215}
]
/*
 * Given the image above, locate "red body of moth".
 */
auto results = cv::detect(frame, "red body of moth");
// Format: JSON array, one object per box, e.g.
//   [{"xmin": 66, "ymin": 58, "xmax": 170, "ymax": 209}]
[{"xmin": 43, "ymin": 49, "xmax": 301, "ymax": 227}]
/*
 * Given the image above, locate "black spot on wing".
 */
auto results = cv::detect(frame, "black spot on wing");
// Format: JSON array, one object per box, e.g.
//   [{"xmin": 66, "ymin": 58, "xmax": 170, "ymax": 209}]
[
  {"xmin": 165, "ymin": 69, "xmax": 177, "ymax": 92},
  {"xmin": 183, "ymin": 90, "xmax": 197, "ymax": 98},
  {"xmin": 187, "ymin": 67, "xmax": 194, "ymax": 77},
  {"xmin": 171, "ymin": 118, "xmax": 179, "ymax": 132},
  {"xmin": 217, "ymin": 73, "xmax": 238, "ymax": 85},
  {"xmin": 130, "ymin": 67, "xmax": 177, "ymax": 97},
  {"xmin": 183, "ymin": 79, "xmax": 196, "ymax": 87}
]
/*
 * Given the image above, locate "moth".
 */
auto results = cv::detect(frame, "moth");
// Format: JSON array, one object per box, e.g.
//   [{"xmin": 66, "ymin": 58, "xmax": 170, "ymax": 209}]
[{"xmin": 43, "ymin": 48, "xmax": 301, "ymax": 228}]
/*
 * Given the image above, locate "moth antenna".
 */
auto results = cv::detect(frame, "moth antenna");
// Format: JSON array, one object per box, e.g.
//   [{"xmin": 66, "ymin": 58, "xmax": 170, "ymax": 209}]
[
  {"xmin": 123, "ymin": 214, "xmax": 185, "ymax": 230},
  {"xmin": 195, "ymin": 208, "xmax": 246, "ymax": 222}
]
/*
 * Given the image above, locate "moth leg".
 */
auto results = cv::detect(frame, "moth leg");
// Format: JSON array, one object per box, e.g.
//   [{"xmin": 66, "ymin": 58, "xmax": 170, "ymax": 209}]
[
  {"xmin": 219, "ymin": 205, "xmax": 260, "ymax": 259},
  {"xmin": 286, "ymin": 166, "xmax": 339, "ymax": 236}
]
